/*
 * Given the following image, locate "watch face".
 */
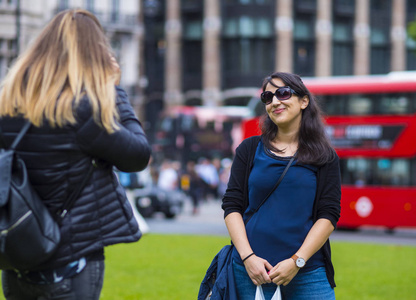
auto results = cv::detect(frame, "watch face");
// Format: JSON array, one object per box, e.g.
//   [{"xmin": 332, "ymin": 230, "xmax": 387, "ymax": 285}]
[{"xmin": 296, "ymin": 258, "xmax": 306, "ymax": 268}]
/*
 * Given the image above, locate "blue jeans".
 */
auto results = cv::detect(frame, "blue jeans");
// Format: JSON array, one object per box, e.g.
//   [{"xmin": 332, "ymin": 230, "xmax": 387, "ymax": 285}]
[
  {"xmin": 2, "ymin": 259, "xmax": 104, "ymax": 300},
  {"xmin": 233, "ymin": 260, "xmax": 335, "ymax": 300}
]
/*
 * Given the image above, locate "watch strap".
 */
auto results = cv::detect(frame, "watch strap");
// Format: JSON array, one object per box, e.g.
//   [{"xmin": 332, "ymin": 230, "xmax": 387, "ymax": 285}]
[{"xmin": 291, "ymin": 254, "xmax": 305, "ymax": 268}]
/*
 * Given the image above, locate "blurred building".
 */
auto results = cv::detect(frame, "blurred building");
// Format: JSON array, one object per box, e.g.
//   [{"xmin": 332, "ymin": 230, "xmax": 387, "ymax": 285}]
[
  {"xmin": 0, "ymin": 0, "xmax": 145, "ymax": 116},
  {"xmin": 143, "ymin": 0, "xmax": 416, "ymax": 111},
  {"xmin": 2, "ymin": 0, "xmax": 416, "ymax": 128}
]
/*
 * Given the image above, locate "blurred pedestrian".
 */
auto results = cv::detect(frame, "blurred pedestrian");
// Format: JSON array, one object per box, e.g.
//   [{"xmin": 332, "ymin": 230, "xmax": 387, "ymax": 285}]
[
  {"xmin": 222, "ymin": 72, "xmax": 341, "ymax": 299},
  {"xmin": 217, "ymin": 158, "xmax": 232, "ymax": 198},
  {"xmin": 196, "ymin": 157, "xmax": 219, "ymax": 200},
  {"xmin": 183, "ymin": 161, "xmax": 204, "ymax": 215},
  {"xmin": 157, "ymin": 159, "xmax": 179, "ymax": 191},
  {"xmin": 0, "ymin": 9, "xmax": 151, "ymax": 300}
]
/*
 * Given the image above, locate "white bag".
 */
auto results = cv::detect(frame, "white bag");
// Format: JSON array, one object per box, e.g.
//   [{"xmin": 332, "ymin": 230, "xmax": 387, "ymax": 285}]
[{"xmin": 255, "ymin": 285, "xmax": 281, "ymax": 300}]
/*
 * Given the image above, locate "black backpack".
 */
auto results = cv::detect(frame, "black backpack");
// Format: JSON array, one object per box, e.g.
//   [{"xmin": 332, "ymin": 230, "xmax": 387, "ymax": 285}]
[{"xmin": 0, "ymin": 121, "xmax": 92, "ymax": 270}]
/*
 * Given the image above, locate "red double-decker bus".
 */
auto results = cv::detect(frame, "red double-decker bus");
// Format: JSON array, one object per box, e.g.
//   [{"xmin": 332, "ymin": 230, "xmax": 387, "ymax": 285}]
[{"xmin": 243, "ymin": 72, "xmax": 416, "ymax": 230}]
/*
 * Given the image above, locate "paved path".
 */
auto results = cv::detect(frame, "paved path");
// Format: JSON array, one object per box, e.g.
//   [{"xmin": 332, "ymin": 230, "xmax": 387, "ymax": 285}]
[
  {"xmin": 146, "ymin": 199, "xmax": 228, "ymax": 236},
  {"xmin": 145, "ymin": 199, "xmax": 416, "ymax": 246}
]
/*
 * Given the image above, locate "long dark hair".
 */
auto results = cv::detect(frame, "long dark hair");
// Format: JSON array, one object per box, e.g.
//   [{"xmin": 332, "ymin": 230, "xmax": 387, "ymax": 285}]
[{"xmin": 260, "ymin": 72, "xmax": 335, "ymax": 166}]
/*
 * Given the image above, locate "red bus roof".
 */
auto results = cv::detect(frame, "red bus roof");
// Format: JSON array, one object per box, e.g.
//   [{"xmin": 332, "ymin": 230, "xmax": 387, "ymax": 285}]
[{"xmin": 303, "ymin": 72, "xmax": 416, "ymax": 95}]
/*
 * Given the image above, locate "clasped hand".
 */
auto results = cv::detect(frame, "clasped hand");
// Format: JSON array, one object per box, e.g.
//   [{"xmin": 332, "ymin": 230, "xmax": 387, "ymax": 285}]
[{"xmin": 244, "ymin": 255, "xmax": 300, "ymax": 286}]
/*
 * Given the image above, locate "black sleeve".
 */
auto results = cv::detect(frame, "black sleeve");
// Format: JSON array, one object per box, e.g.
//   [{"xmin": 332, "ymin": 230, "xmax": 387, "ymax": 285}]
[
  {"xmin": 221, "ymin": 139, "xmax": 253, "ymax": 218},
  {"xmin": 75, "ymin": 86, "xmax": 151, "ymax": 172},
  {"xmin": 316, "ymin": 154, "xmax": 342, "ymax": 228}
]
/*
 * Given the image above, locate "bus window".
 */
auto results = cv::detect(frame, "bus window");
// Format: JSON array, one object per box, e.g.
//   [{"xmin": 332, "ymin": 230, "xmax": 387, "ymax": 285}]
[
  {"xmin": 341, "ymin": 158, "xmax": 412, "ymax": 187},
  {"xmin": 378, "ymin": 94, "xmax": 409, "ymax": 114},
  {"xmin": 319, "ymin": 95, "xmax": 346, "ymax": 116},
  {"xmin": 342, "ymin": 158, "xmax": 370, "ymax": 186},
  {"xmin": 412, "ymin": 159, "xmax": 416, "ymax": 186},
  {"xmin": 347, "ymin": 95, "xmax": 373, "ymax": 115},
  {"xmin": 346, "ymin": 158, "xmax": 371, "ymax": 186},
  {"xmin": 319, "ymin": 93, "xmax": 416, "ymax": 116},
  {"xmin": 391, "ymin": 159, "xmax": 410, "ymax": 186},
  {"xmin": 375, "ymin": 159, "xmax": 392, "ymax": 185},
  {"xmin": 375, "ymin": 159, "xmax": 410, "ymax": 186}
]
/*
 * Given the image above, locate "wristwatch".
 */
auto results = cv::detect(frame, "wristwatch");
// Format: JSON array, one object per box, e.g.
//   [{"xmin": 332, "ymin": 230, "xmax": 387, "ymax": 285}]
[{"xmin": 291, "ymin": 254, "xmax": 306, "ymax": 268}]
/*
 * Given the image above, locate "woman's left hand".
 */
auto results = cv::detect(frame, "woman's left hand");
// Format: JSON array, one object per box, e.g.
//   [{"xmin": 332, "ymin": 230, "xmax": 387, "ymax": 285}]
[{"xmin": 268, "ymin": 258, "xmax": 300, "ymax": 286}]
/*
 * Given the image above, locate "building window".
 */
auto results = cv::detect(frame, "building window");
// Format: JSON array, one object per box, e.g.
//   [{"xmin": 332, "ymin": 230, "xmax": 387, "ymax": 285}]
[
  {"xmin": 333, "ymin": 0, "xmax": 355, "ymax": 14},
  {"xmin": 58, "ymin": 0, "xmax": 68, "ymax": 10},
  {"xmin": 0, "ymin": 0, "xmax": 17, "ymax": 5},
  {"xmin": 182, "ymin": 6, "xmax": 203, "ymax": 91},
  {"xmin": 85, "ymin": 0, "xmax": 94, "ymax": 12},
  {"xmin": 406, "ymin": 38, "xmax": 416, "ymax": 70},
  {"xmin": 224, "ymin": 0, "xmax": 272, "ymax": 4},
  {"xmin": 0, "ymin": 39, "xmax": 17, "ymax": 80},
  {"xmin": 369, "ymin": 0, "xmax": 391, "ymax": 74},
  {"xmin": 406, "ymin": 0, "xmax": 416, "ymax": 70},
  {"xmin": 221, "ymin": 2, "xmax": 274, "ymax": 89},
  {"xmin": 293, "ymin": 7, "xmax": 315, "ymax": 77},
  {"xmin": 182, "ymin": 0, "xmax": 201, "ymax": 9},
  {"xmin": 294, "ymin": 0, "xmax": 316, "ymax": 12},
  {"xmin": 332, "ymin": 0, "xmax": 354, "ymax": 75},
  {"xmin": 111, "ymin": 0, "xmax": 120, "ymax": 22}
]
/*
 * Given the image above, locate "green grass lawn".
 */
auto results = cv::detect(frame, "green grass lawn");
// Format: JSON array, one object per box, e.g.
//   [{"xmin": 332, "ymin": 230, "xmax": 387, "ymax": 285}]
[{"xmin": 1, "ymin": 234, "xmax": 415, "ymax": 299}]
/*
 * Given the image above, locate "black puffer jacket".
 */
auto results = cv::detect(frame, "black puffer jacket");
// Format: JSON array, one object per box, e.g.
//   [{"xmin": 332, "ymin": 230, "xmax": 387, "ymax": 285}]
[{"xmin": 0, "ymin": 87, "xmax": 151, "ymax": 270}]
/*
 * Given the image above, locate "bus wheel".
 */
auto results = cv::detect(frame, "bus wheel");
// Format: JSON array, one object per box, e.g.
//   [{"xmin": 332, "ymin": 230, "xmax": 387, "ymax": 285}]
[{"xmin": 385, "ymin": 228, "xmax": 395, "ymax": 234}]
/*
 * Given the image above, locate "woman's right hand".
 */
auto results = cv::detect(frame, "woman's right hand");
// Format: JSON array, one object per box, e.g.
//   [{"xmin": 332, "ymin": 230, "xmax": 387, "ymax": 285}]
[
  {"xmin": 243, "ymin": 254, "xmax": 273, "ymax": 286},
  {"xmin": 109, "ymin": 55, "xmax": 121, "ymax": 85}
]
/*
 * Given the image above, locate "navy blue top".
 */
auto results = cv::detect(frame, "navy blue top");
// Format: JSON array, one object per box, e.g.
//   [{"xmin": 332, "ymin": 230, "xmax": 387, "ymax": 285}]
[{"xmin": 233, "ymin": 141, "xmax": 325, "ymax": 273}]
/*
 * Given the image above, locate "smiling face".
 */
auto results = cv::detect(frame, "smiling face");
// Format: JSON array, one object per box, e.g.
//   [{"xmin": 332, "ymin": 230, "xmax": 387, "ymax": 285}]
[{"xmin": 264, "ymin": 78, "xmax": 309, "ymax": 131}]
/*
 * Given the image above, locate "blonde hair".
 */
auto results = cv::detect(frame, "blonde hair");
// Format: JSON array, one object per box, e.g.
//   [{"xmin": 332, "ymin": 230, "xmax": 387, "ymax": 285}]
[{"xmin": 0, "ymin": 9, "xmax": 120, "ymax": 133}]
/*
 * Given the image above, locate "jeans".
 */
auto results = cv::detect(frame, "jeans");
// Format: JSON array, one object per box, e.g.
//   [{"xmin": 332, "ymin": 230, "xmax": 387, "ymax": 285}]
[
  {"xmin": 2, "ymin": 259, "xmax": 104, "ymax": 300},
  {"xmin": 233, "ymin": 260, "xmax": 335, "ymax": 300}
]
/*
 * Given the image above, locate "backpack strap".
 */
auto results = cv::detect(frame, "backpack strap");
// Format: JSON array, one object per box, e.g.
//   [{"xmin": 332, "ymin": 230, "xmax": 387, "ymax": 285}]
[
  {"xmin": 10, "ymin": 121, "xmax": 32, "ymax": 150},
  {"xmin": 0, "ymin": 127, "xmax": 6, "ymax": 149},
  {"xmin": 0, "ymin": 120, "xmax": 31, "ymax": 151}
]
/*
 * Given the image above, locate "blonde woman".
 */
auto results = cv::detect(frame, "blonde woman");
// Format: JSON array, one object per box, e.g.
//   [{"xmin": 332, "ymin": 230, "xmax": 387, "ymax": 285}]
[{"xmin": 0, "ymin": 9, "xmax": 151, "ymax": 300}]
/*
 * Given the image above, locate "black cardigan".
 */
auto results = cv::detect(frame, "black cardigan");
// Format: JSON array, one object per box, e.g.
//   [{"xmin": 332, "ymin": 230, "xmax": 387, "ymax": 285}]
[{"xmin": 221, "ymin": 135, "xmax": 341, "ymax": 288}]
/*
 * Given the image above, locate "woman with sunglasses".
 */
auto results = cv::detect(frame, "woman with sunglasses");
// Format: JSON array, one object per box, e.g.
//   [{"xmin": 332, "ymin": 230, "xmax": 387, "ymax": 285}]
[{"xmin": 222, "ymin": 72, "xmax": 341, "ymax": 299}]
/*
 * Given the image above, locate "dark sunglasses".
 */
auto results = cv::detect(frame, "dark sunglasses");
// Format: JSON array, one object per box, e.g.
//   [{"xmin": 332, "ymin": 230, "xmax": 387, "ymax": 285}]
[{"xmin": 260, "ymin": 86, "xmax": 298, "ymax": 105}]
